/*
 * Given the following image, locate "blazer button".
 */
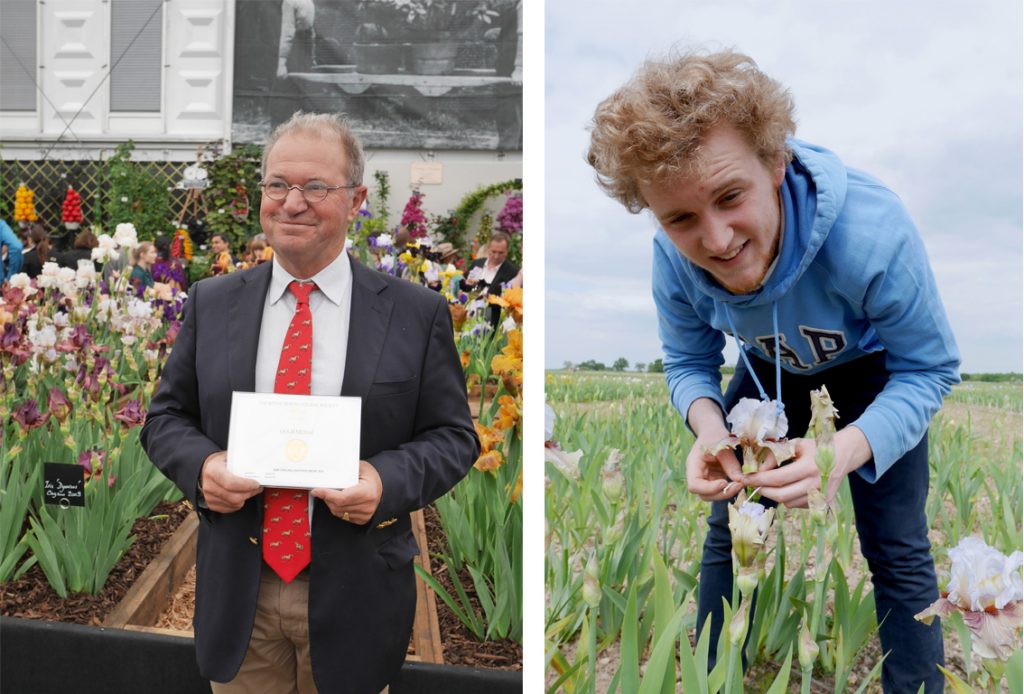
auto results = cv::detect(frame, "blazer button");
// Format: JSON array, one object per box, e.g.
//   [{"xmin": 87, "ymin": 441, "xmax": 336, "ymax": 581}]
[{"xmin": 249, "ymin": 536, "xmax": 259, "ymax": 545}]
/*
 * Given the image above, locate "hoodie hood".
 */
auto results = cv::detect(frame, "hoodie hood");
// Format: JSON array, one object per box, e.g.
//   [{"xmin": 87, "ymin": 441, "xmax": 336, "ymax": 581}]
[{"xmin": 682, "ymin": 139, "xmax": 849, "ymax": 308}]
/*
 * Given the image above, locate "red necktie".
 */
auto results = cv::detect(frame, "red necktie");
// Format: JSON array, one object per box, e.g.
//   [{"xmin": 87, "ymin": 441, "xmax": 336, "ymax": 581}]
[{"xmin": 263, "ymin": 280, "xmax": 315, "ymax": 582}]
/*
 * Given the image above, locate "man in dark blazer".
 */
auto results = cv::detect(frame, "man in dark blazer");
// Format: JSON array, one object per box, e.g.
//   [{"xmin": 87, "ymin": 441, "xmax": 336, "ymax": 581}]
[
  {"xmin": 141, "ymin": 113, "xmax": 478, "ymax": 694},
  {"xmin": 464, "ymin": 231, "xmax": 520, "ymax": 326}
]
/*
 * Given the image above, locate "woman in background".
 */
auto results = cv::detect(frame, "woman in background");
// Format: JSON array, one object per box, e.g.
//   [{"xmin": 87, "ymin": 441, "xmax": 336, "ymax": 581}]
[
  {"xmin": 21, "ymin": 224, "xmax": 57, "ymax": 278},
  {"xmin": 130, "ymin": 241, "xmax": 157, "ymax": 294}
]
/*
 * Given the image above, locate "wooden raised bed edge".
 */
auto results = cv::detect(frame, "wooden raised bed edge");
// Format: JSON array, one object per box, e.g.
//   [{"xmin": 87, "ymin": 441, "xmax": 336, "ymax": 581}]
[
  {"xmin": 409, "ymin": 508, "xmax": 444, "ymax": 664},
  {"xmin": 104, "ymin": 512, "xmax": 198, "ymax": 629},
  {"xmin": 107, "ymin": 508, "xmax": 445, "ymax": 665}
]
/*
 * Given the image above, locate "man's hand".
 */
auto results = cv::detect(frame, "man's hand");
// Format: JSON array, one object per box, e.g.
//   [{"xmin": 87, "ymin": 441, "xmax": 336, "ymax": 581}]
[
  {"xmin": 739, "ymin": 426, "xmax": 873, "ymax": 507},
  {"xmin": 686, "ymin": 436, "xmax": 744, "ymax": 501},
  {"xmin": 311, "ymin": 460, "xmax": 383, "ymax": 526},
  {"xmin": 200, "ymin": 451, "xmax": 262, "ymax": 513},
  {"xmin": 739, "ymin": 438, "xmax": 819, "ymax": 507},
  {"xmin": 685, "ymin": 398, "xmax": 744, "ymax": 501}
]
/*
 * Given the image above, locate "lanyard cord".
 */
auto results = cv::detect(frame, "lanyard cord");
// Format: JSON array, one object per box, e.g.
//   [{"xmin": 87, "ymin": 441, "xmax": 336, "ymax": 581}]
[{"xmin": 724, "ymin": 302, "xmax": 784, "ymax": 413}]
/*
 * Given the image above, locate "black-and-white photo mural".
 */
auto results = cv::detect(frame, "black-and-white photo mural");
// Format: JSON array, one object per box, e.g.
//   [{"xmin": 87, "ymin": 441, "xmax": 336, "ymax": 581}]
[{"xmin": 232, "ymin": 0, "xmax": 522, "ymax": 150}]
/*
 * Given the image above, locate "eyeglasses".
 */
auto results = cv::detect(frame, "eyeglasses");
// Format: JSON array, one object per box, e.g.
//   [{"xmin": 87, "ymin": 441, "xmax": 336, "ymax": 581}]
[{"xmin": 259, "ymin": 180, "xmax": 359, "ymax": 203}]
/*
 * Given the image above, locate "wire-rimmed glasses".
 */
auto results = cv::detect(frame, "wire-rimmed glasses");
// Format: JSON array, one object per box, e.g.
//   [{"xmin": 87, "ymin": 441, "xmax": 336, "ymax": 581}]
[{"xmin": 259, "ymin": 180, "xmax": 358, "ymax": 203}]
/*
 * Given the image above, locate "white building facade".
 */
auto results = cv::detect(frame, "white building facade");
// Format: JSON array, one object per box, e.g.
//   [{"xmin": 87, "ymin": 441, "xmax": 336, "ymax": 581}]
[{"xmin": 2, "ymin": 0, "xmax": 234, "ymax": 161}]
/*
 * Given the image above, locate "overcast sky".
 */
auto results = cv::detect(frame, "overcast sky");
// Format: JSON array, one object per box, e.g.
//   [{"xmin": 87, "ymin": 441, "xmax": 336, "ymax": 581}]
[{"xmin": 543, "ymin": 0, "xmax": 1023, "ymax": 374}]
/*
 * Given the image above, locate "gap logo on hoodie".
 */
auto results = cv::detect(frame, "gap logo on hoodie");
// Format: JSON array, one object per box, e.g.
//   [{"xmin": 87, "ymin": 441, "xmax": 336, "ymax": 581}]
[{"xmin": 755, "ymin": 327, "xmax": 848, "ymax": 370}]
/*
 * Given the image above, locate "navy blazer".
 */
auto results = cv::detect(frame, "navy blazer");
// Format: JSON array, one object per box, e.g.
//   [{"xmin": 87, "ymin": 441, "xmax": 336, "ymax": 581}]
[{"xmin": 141, "ymin": 257, "xmax": 479, "ymax": 693}]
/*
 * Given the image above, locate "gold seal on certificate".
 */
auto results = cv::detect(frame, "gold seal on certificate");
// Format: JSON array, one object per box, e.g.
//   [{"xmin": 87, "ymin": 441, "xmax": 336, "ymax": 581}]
[
  {"xmin": 226, "ymin": 392, "xmax": 361, "ymax": 489},
  {"xmin": 285, "ymin": 438, "xmax": 308, "ymax": 462}
]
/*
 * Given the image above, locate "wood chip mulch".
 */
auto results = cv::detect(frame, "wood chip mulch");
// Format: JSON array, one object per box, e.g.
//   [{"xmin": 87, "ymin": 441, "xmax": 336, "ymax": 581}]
[
  {"xmin": 0, "ymin": 500, "xmax": 191, "ymax": 625},
  {"xmin": 422, "ymin": 504, "xmax": 522, "ymax": 671}
]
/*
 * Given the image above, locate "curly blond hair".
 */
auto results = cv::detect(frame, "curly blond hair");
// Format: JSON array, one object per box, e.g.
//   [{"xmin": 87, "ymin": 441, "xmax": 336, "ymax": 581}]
[{"xmin": 587, "ymin": 50, "xmax": 796, "ymax": 213}]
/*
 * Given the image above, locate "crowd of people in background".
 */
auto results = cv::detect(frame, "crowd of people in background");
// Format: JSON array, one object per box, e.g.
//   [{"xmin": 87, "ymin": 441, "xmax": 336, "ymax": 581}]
[{"xmin": 1, "ymin": 217, "xmax": 521, "ymax": 317}]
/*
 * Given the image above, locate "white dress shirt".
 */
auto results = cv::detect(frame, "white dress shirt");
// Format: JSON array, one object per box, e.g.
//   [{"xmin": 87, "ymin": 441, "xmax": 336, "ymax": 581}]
[
  {"xmin": 255, "ymin": 251, "xmax": 352, "ymax": 396},
  {"xmin": 253, "ymin": 251, "xmax": 353, "ymax": 517}
]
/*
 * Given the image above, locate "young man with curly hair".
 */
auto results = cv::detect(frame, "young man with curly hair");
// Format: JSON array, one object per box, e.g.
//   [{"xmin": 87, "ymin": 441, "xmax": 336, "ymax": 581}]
[{"xmin": 587, "ymin": 50, "xmax": 959, "ymax": 693}]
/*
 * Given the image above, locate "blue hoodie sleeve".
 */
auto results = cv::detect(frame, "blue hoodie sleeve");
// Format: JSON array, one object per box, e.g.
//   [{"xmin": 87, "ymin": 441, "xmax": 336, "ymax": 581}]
[
  {"xmin": 652, "ymin": 234, "xmax": 727, "ymax": 429},
  {"xmin": 838, "ymin": 198, "xmax": 960, "ymax": 481},
  {"xmin": 1, "ymin": 220, "xmax": 23, "ymax": 281}
]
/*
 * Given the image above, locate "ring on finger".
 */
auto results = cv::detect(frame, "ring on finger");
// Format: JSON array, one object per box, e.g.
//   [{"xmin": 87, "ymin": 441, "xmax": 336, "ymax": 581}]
[{"xmin": 342, "ymin": 511, "xmax": 351, "ymax": 522}]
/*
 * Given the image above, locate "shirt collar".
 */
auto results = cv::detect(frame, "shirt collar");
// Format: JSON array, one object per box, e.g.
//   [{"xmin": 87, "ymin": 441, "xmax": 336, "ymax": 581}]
[{"xmin": 269, "ymin": 250, "xmax": 351, "ymax": 306}]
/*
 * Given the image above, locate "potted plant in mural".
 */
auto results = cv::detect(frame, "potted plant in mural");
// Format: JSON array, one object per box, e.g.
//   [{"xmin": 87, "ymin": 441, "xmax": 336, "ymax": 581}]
[
  {"xmin": 399, "ymin": 0, "xmax": 499, "ymax": 75},
  {"xmin": 353, "ymin": 0, "xmax": 404, "ymax": 74}
]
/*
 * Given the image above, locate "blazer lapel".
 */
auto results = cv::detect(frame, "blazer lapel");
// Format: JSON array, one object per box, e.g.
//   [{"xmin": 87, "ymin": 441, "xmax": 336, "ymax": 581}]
[
  {"xmin": 227, "ymin": 263, "xmax": 272, "ymax": 393},
  {"xmin": 342, "ymin": 257, "xmax": 391, "ymax": 397}
]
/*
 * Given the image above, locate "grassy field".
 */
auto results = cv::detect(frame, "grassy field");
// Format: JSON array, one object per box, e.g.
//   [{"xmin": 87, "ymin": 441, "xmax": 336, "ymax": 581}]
[{"xmin": 545, "ymin": 370, "xmax": 1022, "ymax": 693}]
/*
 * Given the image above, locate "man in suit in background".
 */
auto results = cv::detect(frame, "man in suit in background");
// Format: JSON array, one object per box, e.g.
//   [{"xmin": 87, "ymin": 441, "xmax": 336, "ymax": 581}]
[
  {"xmin": 464, "ymin": 230, "xmax": 519, "ymax": 326},
  {"xmin": 141, "ymin": 112, "xmax": 479, "ymax": 694}
]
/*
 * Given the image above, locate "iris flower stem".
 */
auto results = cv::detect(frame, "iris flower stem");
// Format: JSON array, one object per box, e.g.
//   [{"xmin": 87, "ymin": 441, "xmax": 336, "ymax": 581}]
[
  {"xmin": 800, "ymin": 667, "xmax": 813, "ymax": 694},
  {"xmin": 586, "ymin": 606, "xmax": 597, "ymax": 690},
  {"xmin": 726, "ymin": 578, "xmax": 741, "ymax": 691},
  {"xmin": 797, "ymin": 530, "xmax": 828, "ymax": 694},
  {"xmin": 810, "ymin": 530, "xmax": 827, "ymax": 627},
  {"xmin": 806, "ymin": 532, "xmax": 831, "ymax": 691},
  {"xmin": 726, "ymin": 642, "xmax": 740, "ymax": 692}
]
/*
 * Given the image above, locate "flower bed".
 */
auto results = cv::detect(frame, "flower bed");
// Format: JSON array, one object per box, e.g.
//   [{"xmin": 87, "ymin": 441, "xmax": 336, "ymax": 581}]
[
  {"xmin": 1, "ymin": 224, "xmax": 184, "ymax": 599},
  {"xmin": 3, "ymin": 174, "xmax": 525, "ymax": 680},
  {"xmin": 0, "ymin": 500, "xmax": 189, "ymax": 624}
]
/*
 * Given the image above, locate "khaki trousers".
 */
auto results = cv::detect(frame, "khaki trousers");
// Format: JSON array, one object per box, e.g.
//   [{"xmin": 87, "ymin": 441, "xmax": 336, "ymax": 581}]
[
  {"xmin": 211, "ymin": 566, "xmax": 316, "ymax": 694},
  {"xmin": 210, "ymin": 566, "xmax": 390, "ymax": 694}
]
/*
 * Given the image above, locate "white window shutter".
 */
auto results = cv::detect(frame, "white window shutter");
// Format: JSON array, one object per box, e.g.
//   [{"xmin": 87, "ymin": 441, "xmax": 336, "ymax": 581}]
[{"xmin": 110, "ymin": 0, "xmax": 163, "ymax": 112}]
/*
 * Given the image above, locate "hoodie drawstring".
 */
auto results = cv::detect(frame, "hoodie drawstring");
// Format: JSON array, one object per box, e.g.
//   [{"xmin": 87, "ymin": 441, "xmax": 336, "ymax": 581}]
[{"xmin": 724, "ymin": 302, "xmax": 784, "ymax": 414}]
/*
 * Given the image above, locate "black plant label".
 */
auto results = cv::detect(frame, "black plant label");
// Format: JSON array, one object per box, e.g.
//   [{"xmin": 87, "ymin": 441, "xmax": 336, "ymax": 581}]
[{"xmin": 43, "ymin": 463, "xmax": 85, "ymax": 508}]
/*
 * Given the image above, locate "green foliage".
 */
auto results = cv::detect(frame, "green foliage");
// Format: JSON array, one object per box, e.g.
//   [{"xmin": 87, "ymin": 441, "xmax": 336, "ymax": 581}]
[
  {"xmin": 21, "ymin": 438, "xmax": 173, "ymax": 598},
  {"xmin": 648, "ymin": 358, "xmax": 665, "ymax": 373},
  {"xmin": 960, "ymin": 372, "xmax": 1022, "ymax": 382},
  {"xmin": 576, "ymin": 360, "xmax": 607, "ymax": 371},
  {"xmin": 0, "ymin": 450, "xmax": 38, "ymax": 582},
  {"xmin": 203, "ymin": 144, "xmax": 264, "ymax": 249},
  {"xmin": 187, "ymin": 252, "xmax": 214, "ymax": 285},
  {"xmin": 103, "ymin": 141, "xmax": 172, "ymax": 238},
  {"xmin": 946, "ymin": 379, "xmax": 1023, "ymax": 411},
  {"xmin": 422, "ymin": 304, "xmax": 522, "ymax": 643},
  {"xmin": 431, "ymin": 178, "xmax": 523, "ymax": 264},
  {"xmin": 544, "ymin": 373, "xmax": 1022, "ymax": 692},
  {"xmin": 612, "ymin": 357, "xmax": 628, "ymax": 372}
]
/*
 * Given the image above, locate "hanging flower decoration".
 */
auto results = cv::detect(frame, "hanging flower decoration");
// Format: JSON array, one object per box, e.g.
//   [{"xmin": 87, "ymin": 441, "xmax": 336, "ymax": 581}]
[
  {"xmin": 14, "ymin": 184, "xmax": 38, "ymax": 223},
  {"xmin": 496, "ymin": 192, "xmax": 523, "ymax": 235},
  {"xmin": 61, "ymin": 187, "xmax": 84, "ymax": 227},
  {"xmin": 400, "ymin": 189, "xmax": 429, "ymax": 239},
  {"xmin": 171, "ymin": 227, "xmax": 194, "ymax": 261},
  {"xmin": 229, "ymin": 184, "xmax": 249, "ymax": 221}
]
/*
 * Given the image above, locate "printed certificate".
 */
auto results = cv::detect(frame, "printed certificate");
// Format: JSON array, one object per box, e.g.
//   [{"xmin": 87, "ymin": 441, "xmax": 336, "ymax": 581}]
[{"xmin": 227, "ymin": 392, "xmax": 361, "ymax": 489}]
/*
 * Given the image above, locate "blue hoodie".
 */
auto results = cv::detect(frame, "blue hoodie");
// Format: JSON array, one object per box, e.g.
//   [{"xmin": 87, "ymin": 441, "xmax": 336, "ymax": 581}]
[
  {"xmin": 652, "ymin": 139, "xmax": 960, "ymax": 481},
  {"xmin": 1, "ymin": 219, "xmax": 23, "ymax": 281}
]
